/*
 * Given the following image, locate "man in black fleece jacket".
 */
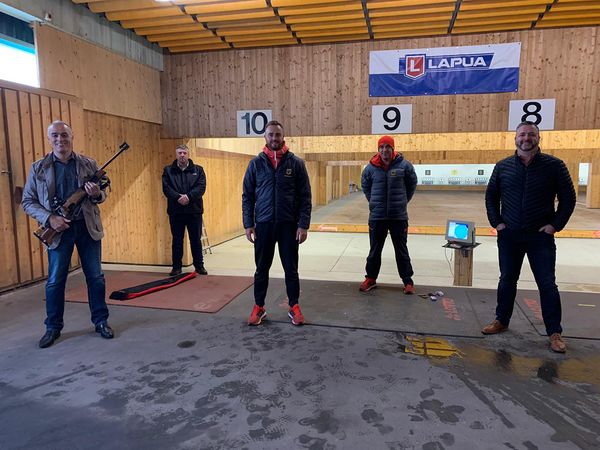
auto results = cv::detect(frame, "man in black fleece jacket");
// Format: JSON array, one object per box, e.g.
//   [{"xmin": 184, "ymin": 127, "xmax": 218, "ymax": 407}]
[
  {"xmin": 162, "ymin": 144, "xmax": 207, "ymax": 276},
  {"xmin": 483, "ymin": 121, "xmax": 576, "ymax": 353}
]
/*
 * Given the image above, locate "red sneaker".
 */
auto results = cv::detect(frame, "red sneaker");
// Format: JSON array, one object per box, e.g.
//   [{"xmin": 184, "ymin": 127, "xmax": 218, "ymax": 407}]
[
  {"xmin": 248, "ymin": 305, "xmax": 266, "ymax": 326},
  {"xmin": 359, "ymin": 277, "xmax": 377, "ymax": 292},
  {"xmin": 403, "ymin": 283, "xmax": 415, "ymax": 295},
  {"xmin": 288, "ymin": 304, "xmax": 305, "ymax": 326}
]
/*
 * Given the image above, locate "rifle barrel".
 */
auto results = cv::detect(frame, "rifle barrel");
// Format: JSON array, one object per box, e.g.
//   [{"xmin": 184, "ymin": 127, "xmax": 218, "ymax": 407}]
[{"xmin": 98, "ymin": 142, "xmax": 129, "ymax": 172}]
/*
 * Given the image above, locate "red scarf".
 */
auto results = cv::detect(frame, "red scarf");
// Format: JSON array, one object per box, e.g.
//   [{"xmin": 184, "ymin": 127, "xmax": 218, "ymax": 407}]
[
  {"xmin": 263, "ymin": 144, "xmax": 289, "ymax": 169},
  {"xmin": 370, "ymin": 151, "xmax": 398, "ymax": 171}
]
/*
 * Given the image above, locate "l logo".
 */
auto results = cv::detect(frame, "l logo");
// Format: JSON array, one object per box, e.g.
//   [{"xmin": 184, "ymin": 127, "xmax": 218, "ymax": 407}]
[{"xmin": 405, "ymin": 54, "xmax": 425, "ymax": 79}]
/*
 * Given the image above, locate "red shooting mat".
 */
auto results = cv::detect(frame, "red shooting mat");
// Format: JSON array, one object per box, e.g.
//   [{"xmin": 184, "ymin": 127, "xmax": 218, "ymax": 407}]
[{"xmin": 65, "ymin": 270, "xmax": 253, "ymax": 313}]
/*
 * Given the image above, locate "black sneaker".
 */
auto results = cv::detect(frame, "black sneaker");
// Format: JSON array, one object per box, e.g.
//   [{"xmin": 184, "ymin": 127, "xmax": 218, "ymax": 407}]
[
  {"xmin": 196, "ymin": 266, "xmax": 208, "ymax": 275},
  {"xmin": 169, "ymin": 268, "xmax": 182, "ymax": 276}
]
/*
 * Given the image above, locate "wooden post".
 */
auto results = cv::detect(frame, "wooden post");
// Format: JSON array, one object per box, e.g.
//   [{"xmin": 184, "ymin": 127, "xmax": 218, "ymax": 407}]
[
  {"xmin": 453, "ymin": 248, "xmax": 474, "ymax": 286},
  {"xmin": 586, "ymin": 158, "xmax": 600, "ymax": 209},
  {"xmin": 565, "ymin": 161, "xmax": 579, "ymax": 201}
]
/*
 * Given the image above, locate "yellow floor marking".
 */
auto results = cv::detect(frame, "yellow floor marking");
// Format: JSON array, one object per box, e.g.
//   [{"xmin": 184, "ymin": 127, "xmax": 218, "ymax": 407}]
[{"xmin": 405, "ymin": 336, "xmax": 462, "ymax": 358}]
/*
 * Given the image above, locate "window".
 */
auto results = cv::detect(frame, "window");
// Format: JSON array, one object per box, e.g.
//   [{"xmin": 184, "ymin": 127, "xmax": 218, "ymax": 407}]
[
  {"xmin": 0, "ymin": 11, "xmax": 38, "ymax": 87},
  {"xmin": 425, "ymin": 169, "xmax": 431, "ymax": 175},
  {"xmin": 477, "ymin": 169, "xmax": 484, "ymax": 176}
]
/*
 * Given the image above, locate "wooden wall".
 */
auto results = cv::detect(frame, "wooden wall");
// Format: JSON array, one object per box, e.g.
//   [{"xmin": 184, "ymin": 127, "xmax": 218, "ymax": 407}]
[
  {"xmin": 36, "ymin": 23, "xmax": 162, "ymax": 125},
  {"xmin": 162, "ymin": 26, "xmax": 600, "ymax": 138},
  {"xmin": 187, "ymin": 140, "xmax": 253, "ymax": 246},
  {"xmin": 0, "ymin": 81, "xmax": 83, "ymax": 291},
  {"xmin": 83, "ymin": 111, "xmax": 167, "ymax": 265}
]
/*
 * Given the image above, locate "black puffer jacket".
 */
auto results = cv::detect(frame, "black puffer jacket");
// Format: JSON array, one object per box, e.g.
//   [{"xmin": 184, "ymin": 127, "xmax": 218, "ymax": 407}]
[
  {"xmin": 485, "ymin": 151, "xmax": 575, "ymax": 232},
  {"xmin": 361, "ymin": 154, "xmax": 418, "ymax": 221},
  {"xmin": 162, "ymin": 159, "xmax": 206, "ymax": 215},
  {"xmin": 242, "ymin": 151, "xmax": 312, "ymax": 229}
]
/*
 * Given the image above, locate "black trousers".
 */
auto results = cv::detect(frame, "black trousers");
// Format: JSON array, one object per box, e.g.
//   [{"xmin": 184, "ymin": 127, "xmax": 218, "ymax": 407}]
[
  {"xmin": 254, "ymin": 222, "xmax": 299, "ymax": 307},
  {"xmin": 365, "ymin": 219, "xmax": 414, "ymax": 285},
  {"xmin": 169, "ymin": 213, "xmax": 204, "ymax": 271},
  {"xmin": 496, "ymin": 228, "xmax": 562, "ymax": 335}
]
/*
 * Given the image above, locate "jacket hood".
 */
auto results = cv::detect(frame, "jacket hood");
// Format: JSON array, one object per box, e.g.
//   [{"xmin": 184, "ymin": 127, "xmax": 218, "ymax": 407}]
[
  {"xmin": 370, "ymin": 151, "xmax": 401, "ymax": 170},
  {"xmin": 262, "ymin": 144, "xmax": 289, "ymax": 169}
]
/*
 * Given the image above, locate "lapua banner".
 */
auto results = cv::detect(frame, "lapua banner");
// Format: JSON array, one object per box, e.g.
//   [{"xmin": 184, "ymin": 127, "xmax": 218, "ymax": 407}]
[{"xmin": 369, "ymin": 42, "xmax": 521, "ymax": 97}]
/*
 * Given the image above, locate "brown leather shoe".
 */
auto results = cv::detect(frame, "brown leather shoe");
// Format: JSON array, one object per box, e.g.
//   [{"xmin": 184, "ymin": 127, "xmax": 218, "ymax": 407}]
[
  {"xmin": 549, "ymin": 333, "xmax": 566, "ymax": 353},
  {"xmin": 481, "ymin": 319, "xmax": 508, "ymax": 335}
]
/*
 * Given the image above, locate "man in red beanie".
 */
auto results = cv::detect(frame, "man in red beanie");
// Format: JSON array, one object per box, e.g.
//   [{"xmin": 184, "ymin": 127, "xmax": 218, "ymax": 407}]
[{"xmin": 359, "ymin": 135, "xmax": 418, "ymax": 294}]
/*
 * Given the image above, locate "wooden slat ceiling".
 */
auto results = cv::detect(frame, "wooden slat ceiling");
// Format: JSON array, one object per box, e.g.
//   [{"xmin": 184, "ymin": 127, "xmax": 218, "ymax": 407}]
[{"xmin": 72, "ymin": 0, "xmax": 600, "ymax": 53}]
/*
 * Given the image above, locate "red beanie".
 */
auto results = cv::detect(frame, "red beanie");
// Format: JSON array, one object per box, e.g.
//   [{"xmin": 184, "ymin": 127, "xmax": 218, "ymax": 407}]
[{"xmin": 378, "ymin": 135, "xmax": 395, "ymax": 150}]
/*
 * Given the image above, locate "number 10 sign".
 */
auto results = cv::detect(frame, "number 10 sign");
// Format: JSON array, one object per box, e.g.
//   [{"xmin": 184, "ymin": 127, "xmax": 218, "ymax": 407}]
[
  {"xmin": 237, "ymin": 110, "xmax": 273, "ymax": 137},
  {"xmin": 372, "ymin": 105, "xmax": 412, "ymax": 134}
]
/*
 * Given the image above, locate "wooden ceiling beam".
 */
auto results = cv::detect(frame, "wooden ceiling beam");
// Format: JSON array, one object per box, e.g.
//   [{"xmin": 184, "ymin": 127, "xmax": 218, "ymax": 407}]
[
  {"xmin": 169, "ymin": 43, "xmax": 230, "ymax": 53},
  {"xmin": 106, "ymin": 7, "xmax": 185, "ymax": 21},
  {"xmin": 147, "ymin": 30, "xmax": 215, "ymax": 42},
  {"xmin": 536, "ymin": 17, "xmax": 600, "ymax": 27},
  {"xmin": 135, "ymin": 23, "xmax": 207, "ymax": 36},
  {"xmin": 295, "ymin": 27, "xmax": 369, "ymax": 38},
  {"xmin": 162, "ymin": 37, "xmax": 226, "ymax": 47},
  {"xmin": 193, "ymin": 9, "xmax": 275, "ymax": 22},
  {"xmin": 374, "ymin": 28, "xmax": 448, "ymax": 38},
  {"xmin": 184, "ymin": 0, "xmax": 267, "ymax": 14},
  {"xmin": 373, "ymin": 21, "xmax": 449, "ymax": 32},
  {"xmin": 290, "ymin": 19, "xmax": 367, "ymax": 31},
  {"xmin": 271, "ymin": 0, "xmax": 349, "ymax": 6},
  {"xmin": 452, "ymin": 22, "xmax": 532, "ymax": 34},
  {"xmin": 277, "ymin": 2, "xmax": 363, "ymax": 16},
  {"xmin": 284, "ymin": 11, "xmax": 365, "ymax": 23},
  {"xmin": 217, "ymin": 24, "xmax": 289, "ymax": 36},
  {"xmin": 224, "ymin": 31, "xmax": 294, "ymax": 42},
  {"xmin": 88, "ymin": 0, "xmax": 162, "ymax": 13},
  {"xmin": 370, "ymin": 12, "xmax": 453, "ymax": 25},
  {"xmin": 231, "ymin": 38, "xmax": 299, "ymax": 48},
  {"xmin": 369, "ymin": 4, "xmax": 456, "ymax": 17},
  {"xmin": 300, "ymin": 34, "xmax": 370, "ymax": 44},
  {"xmin": 120, "ymin": 16, "xmax": 195, "ymax": 29}
]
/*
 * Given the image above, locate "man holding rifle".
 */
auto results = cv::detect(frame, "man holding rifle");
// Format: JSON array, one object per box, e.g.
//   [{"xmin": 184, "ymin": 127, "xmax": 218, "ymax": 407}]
[{"xmin": 22, "ymin": 120, "xmax": 114, "ymax": 348}]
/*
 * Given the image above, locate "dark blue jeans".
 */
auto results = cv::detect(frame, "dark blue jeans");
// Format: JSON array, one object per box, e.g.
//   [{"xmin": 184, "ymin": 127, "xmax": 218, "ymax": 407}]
[
  {"xmin": 365, "ymin": 219, "xmax": 414, "ymax": 285},
  {"xmin": 45, "ymin": 220, "xmax": 108, "ymax": 331},
  {"xmin": 253, "ymin": 222, "xmax": 299, "ymax": 307},
  {"xmin": 496, "ymin": 228, "xmax": 562, "ymax": 335},
  {"xmin": 169, "ymin": 213, "xmax": 204, "ymax": 271}
]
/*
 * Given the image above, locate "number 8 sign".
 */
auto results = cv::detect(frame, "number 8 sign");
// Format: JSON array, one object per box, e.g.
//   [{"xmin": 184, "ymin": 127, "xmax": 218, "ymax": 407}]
[
  {"xmin": 508, "ymin": 99, "xmax": 555, "ymax": 130},
  {"xmin": 372, "ymin": 105, "xmax": 412, "ymax": 134}
]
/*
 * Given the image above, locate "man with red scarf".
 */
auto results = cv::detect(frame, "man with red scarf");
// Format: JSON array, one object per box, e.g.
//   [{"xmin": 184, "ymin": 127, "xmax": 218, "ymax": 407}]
[
  {"xmin": 242, "ymin": 121, "xmax": 312, "ymax": 326},
  {"xmin": 359, "ymin": 135, "xmax": 418, "ymax": 294}
]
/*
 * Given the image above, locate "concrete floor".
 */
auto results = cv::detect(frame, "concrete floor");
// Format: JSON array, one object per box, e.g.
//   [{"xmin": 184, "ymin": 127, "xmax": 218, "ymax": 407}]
[{"xmin": 1, "ymin": 191, "xmax": 599, "ymax": 449}]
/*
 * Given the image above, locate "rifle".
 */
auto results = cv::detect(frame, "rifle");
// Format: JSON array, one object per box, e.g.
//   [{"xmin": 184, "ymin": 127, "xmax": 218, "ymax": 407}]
[{"xmin": 34, "ymin": 142, "xmax": 129, "ymax": 247}]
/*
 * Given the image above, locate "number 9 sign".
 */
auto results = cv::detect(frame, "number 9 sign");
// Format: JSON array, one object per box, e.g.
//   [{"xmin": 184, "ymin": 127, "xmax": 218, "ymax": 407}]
[{"xmin": 372, "ymin": 105, "xmax": 412, "ymax": 134}]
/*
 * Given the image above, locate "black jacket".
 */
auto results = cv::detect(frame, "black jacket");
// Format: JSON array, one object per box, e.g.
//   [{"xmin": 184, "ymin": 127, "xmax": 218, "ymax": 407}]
[
  {"xmin": 361, "ymin": 154, "xmax": 418, "ymax": 221},
  {"xmin": 242, "ymin": 151, "xmax": 312, "ymax": 229},
  {"xmin": 485, "ymin": 151, "xmax": 576, "ymax": 232},
  {"xmin": 162, "ymin": 159, "xmax": 206, "ymax": 215}
]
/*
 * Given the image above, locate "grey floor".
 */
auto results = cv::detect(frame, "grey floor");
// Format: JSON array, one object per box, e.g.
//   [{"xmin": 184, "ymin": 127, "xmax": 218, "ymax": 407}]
[{"xmin": 2, "ymin": 191, "xmax": 600, "ymax": 450}]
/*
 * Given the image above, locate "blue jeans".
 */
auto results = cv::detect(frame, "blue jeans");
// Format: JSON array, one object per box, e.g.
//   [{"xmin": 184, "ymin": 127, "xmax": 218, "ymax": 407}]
[
  {"xmin": 496, "ymin": 228, "xmax": 562, "ymax": 335},
  {"xmin": 45, "ymin": 220, "xmax": 108, "ymax": 331}
]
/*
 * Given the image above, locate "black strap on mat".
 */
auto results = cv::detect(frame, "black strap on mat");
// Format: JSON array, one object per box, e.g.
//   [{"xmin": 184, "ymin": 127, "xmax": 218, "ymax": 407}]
[{"xmin": 109, "ymin": 272, "xmax": 197, "ymax": 300}]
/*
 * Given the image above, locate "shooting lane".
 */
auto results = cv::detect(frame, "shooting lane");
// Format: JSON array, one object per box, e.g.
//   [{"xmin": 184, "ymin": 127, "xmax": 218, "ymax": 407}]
[{"xmin": 1, "ymin": 1, "xmax": 600, "ymax": 449}]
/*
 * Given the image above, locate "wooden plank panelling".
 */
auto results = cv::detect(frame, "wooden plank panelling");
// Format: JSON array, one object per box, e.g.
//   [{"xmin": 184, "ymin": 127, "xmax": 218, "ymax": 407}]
[
  {"xmin": 82, "ymin": 111, "xmax": 166, "ymax": 265},
  {"xmin": 0, "ymin": 81, "xmax": 87, "ymax": 291},
  {"xmin": 161, "ymin": 26, "xmax": 600, "ymax": 137},
  {"xmin": 35, "ymin": 24, "xmax": 162, "ymax": 125}
]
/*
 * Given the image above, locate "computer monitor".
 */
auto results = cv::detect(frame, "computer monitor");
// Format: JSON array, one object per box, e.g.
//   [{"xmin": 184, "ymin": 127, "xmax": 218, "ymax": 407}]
[{"xmin": 445, "ymin": 219, "xmax": 476, "ymax": 246}]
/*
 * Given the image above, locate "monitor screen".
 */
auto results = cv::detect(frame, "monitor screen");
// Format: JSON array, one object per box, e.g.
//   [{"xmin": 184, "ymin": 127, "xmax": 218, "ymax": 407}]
[{"xmin": 445, "ymin": 219, "xmax": 475, "ymax": 245}]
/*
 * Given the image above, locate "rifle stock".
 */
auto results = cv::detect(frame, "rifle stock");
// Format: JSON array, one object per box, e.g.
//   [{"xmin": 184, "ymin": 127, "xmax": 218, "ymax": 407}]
[{"xmin": 33, "ymin": 142, "xmax": 129, "ymax": 247}]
